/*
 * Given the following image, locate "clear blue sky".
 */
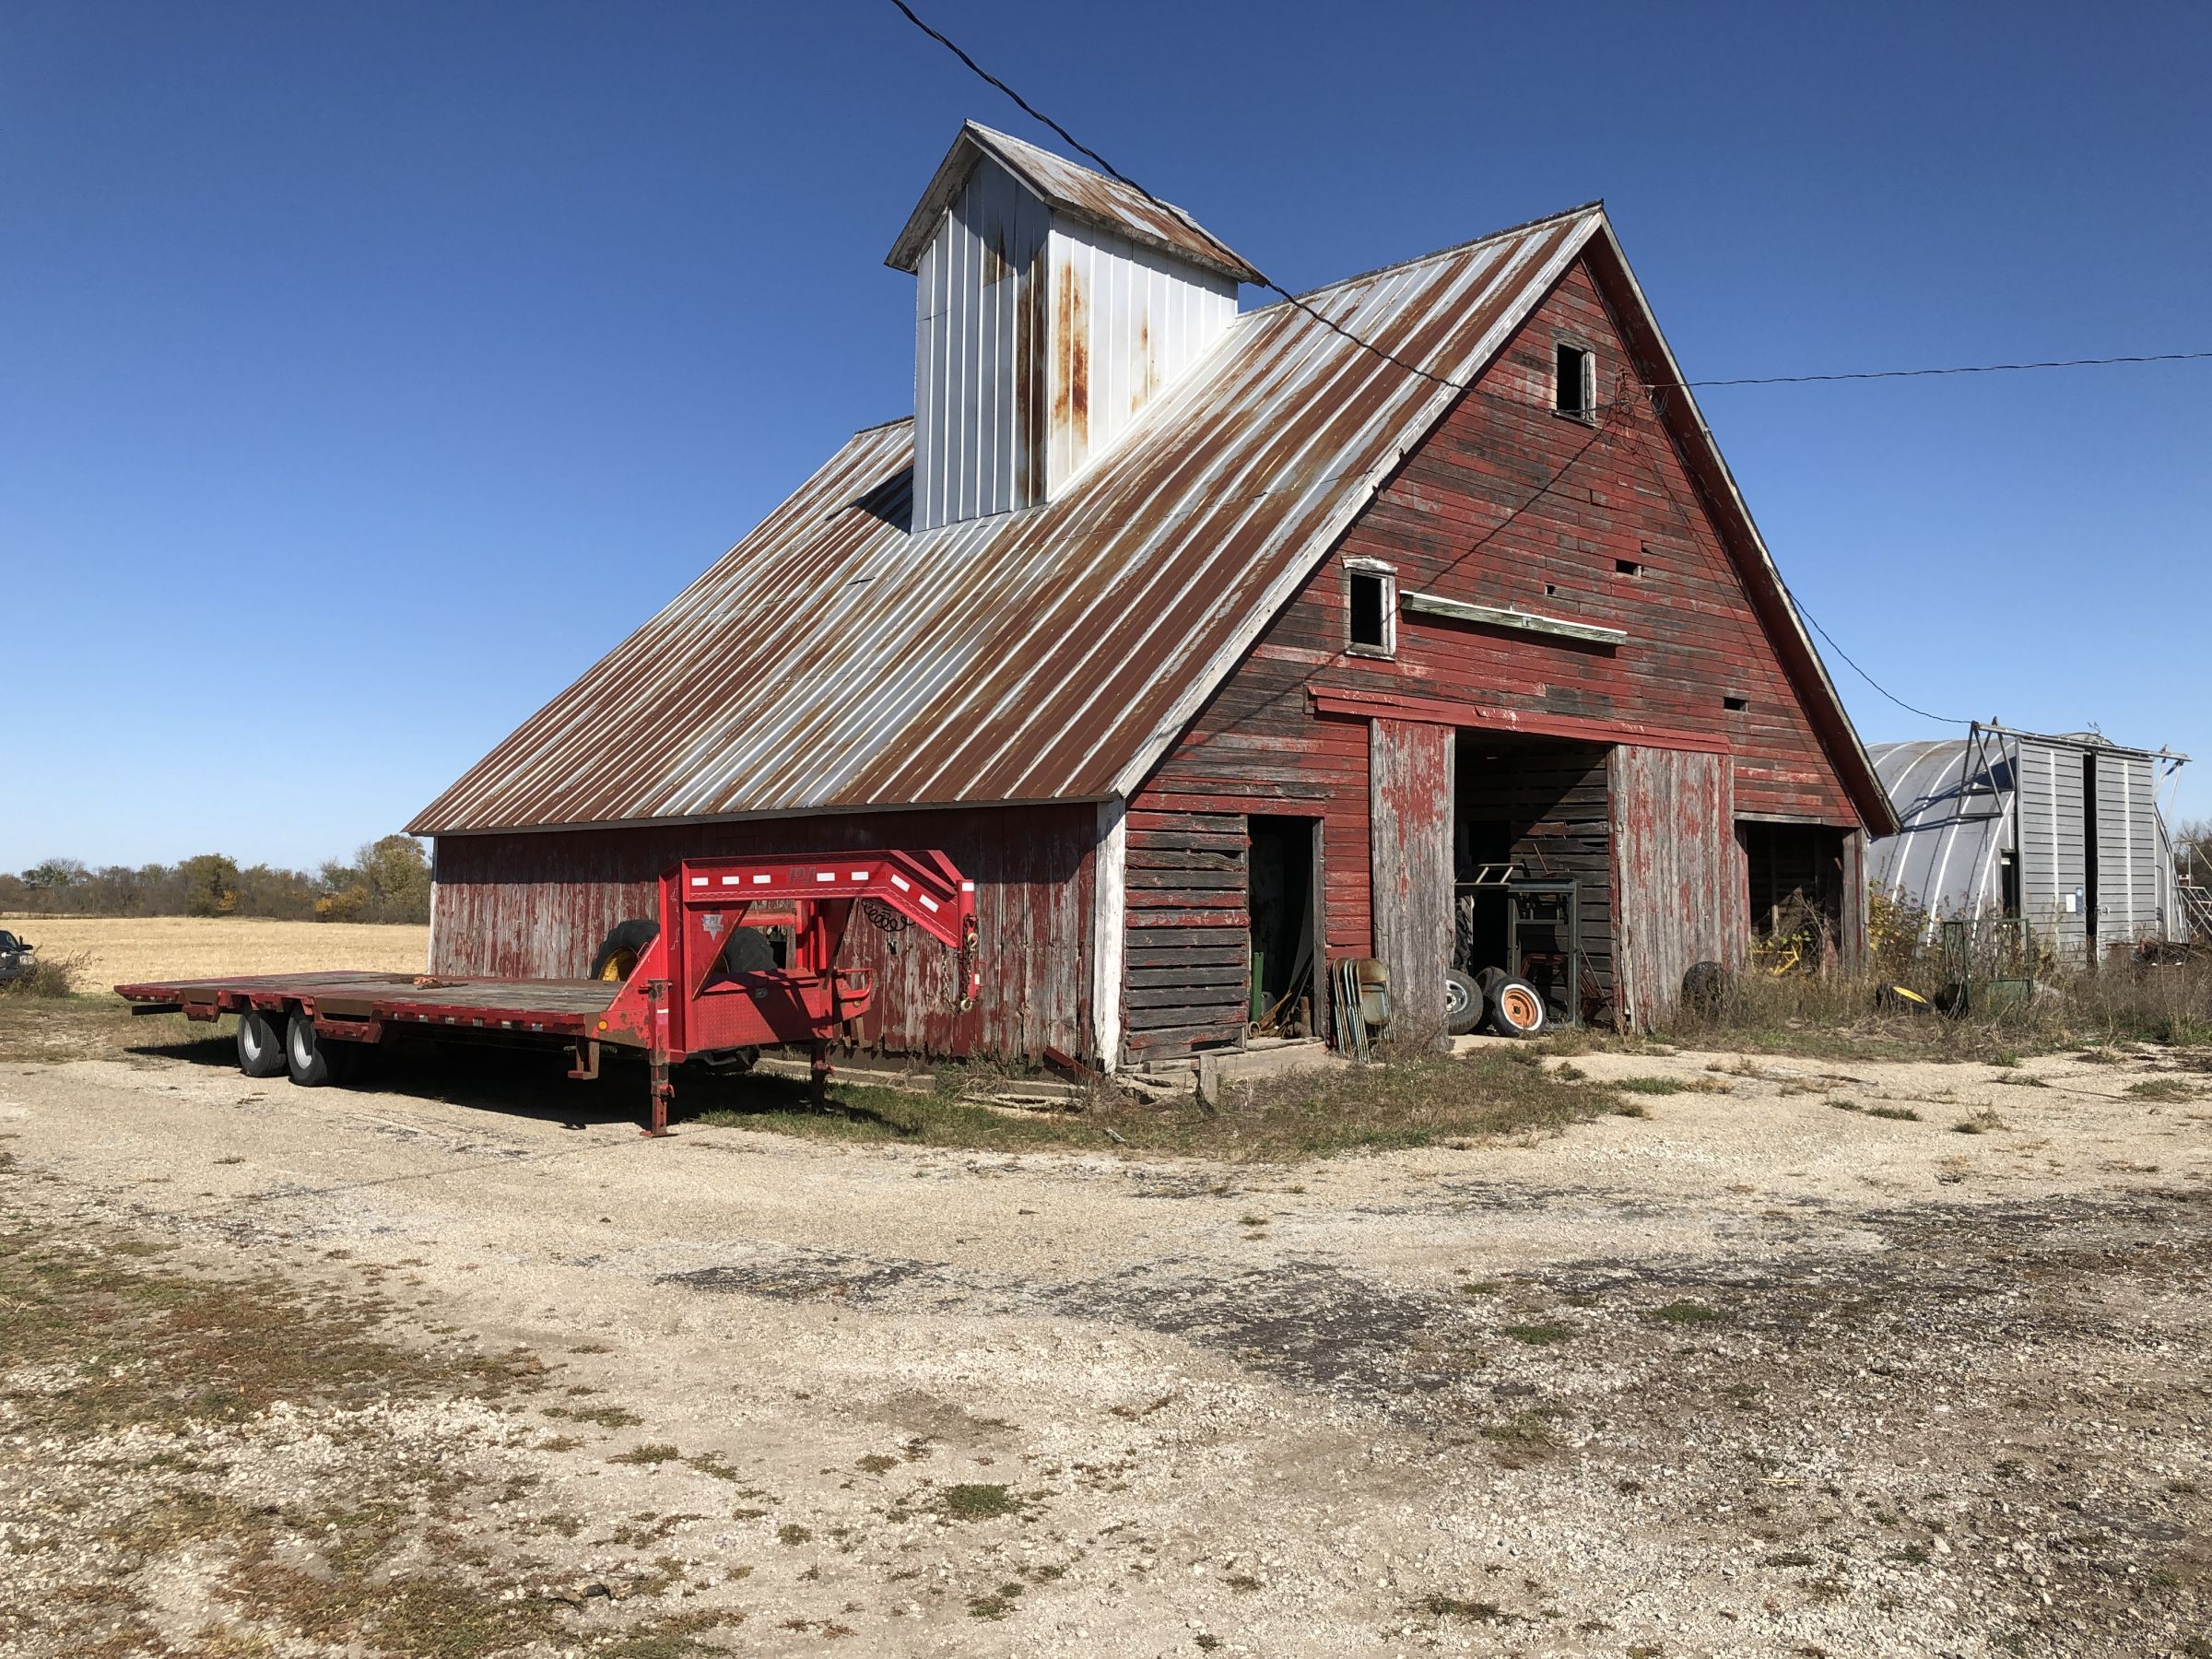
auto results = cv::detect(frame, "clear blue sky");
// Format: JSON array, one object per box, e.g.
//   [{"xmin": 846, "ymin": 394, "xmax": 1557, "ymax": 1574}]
[{"xmin": 6, "ymin": 0, "xmax": 2206, "ymax": 871}]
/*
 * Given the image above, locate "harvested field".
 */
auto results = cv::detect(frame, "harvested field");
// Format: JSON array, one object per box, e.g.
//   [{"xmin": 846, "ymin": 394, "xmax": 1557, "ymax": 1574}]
[
  {"xmin": 0, "ymin": 915, "xmax": 428, "ymax": 989},
  {"xmin": 1, "ymin": 1007, "xmax": 2209, "ymax": 1654}
]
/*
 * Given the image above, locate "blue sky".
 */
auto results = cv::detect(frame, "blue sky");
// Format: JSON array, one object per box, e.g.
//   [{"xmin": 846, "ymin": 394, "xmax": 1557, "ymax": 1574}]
[{"xmin": 6, "ymin": 0, "xmax": 2206, "ymax": 870}]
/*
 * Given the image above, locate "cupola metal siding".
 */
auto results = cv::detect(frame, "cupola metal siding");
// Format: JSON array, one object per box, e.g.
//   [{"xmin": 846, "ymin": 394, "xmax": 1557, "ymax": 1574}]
[{"xmin": 906, "ymin": 142, "xmax": 1240, "ymax": 531}]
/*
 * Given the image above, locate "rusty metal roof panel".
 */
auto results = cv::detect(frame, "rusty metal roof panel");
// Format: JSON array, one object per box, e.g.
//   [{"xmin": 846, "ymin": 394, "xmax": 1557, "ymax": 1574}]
[
  {"xmin": 886, "ymin": 120, "xmax": 1263, "ymax": 286},
  {"xmin": 411, "ymin": 207, "xmax": 1603, "ymax": 836}
]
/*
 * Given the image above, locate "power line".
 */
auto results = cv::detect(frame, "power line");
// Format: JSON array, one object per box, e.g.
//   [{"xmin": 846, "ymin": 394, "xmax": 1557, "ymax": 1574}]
[
  {"xmin": 1782, "ymin": 586, "xmax": 1971, "ymax": 726},
  {"xmin": 885, "ymin": 0, "xmax": 2100, "ymax": 735},
  {"xmin": 887, "ymin": 0, "xmax": 1461, "ymax": 389},
  {"xmin": 890, "ymin": 2, "xmax": 2210, "ymax": 400},
  {"xmin": 1676, "ymin": 350, "xmax": 2212, "ymax": 388}
]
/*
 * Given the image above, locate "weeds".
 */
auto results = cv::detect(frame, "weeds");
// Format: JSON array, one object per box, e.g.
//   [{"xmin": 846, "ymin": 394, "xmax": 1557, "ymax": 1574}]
[
  {"xmin": 2125, "ymin": 1077, "xmax": 2198, "ymax": 1101},
  {"xmin": 937, "ymin": 1483, "xmax": 1018, "ymax": 1521}
]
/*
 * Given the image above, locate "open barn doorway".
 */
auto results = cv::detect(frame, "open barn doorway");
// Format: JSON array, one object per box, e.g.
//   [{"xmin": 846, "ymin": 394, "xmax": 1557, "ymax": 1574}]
[
  {"xmin": 1739, "ymin": 821, "xmax": 1846, "ymax": 971},
  {"xmin": 1247, "ymin": 816, "xmax": 1318, "ymax": 1039},
  {"xmin": 1453, "ymin": 734, "xmax": 1615, "ymax": 1027}
]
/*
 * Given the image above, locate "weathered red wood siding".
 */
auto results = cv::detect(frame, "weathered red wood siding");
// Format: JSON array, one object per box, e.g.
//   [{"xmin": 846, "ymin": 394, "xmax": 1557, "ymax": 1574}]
[
  {"xmin": 1131, "ymin": 255, "xmax": 1863, "ymax": 1040},
  {"xmin": 1121, "ymin": 807, "xmax": 1250, "ymax": 1059},
  {"xmin": 429, "ymin": 804, "xmax": 1094, "ymax": 1060},
  {"xmin": 1610, "ymin": 746, "xmax": 1743, "ymax": 1025},
  {"xmin": 1369, "ymin": 719, "xmax": 1454, "ymax": 1049}
]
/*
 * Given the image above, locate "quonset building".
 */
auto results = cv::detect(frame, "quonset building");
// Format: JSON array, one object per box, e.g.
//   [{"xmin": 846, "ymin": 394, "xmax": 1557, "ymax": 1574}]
[{"xmin": 1867, "ymin": 725, "xmax": 2187, "ymax": 961}]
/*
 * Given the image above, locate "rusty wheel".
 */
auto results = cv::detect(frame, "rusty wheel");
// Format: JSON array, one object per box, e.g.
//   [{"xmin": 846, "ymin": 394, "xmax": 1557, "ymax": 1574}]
[{"xmin": 1487, "ymin": 975, "xmax": 1548, "ymax": 1039}]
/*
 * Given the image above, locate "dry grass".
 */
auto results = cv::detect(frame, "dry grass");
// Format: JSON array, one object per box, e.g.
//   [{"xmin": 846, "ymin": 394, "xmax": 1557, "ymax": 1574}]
[{"xmin": 0, "ymin": 915, "xmax": 428, "ymax": 989}]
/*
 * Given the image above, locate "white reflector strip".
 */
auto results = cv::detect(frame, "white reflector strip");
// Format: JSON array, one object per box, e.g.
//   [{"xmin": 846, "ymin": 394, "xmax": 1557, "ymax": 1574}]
[
  {"xmin": 752, "ymin": 874, "xmax": 771, "ymax": 885},
  {"xmin": 889, "ymin": 874, "xmax": 911, "ymax": 890},
  {"xmin": 961, "ymin": 881, "xmax": 975, "ymax": 892},
  {"xmin": 690, "ymin": 877, "xmax": 708, "ymax": 887},
  {"xmin": 850, "ymin": 869, "xmax": 869, "ymax": 881},
  {"xmin": 920, "ymin": 894, "xmax": 939, "ymax": 912},
  {"xmin": 816, "ymin": 871, "xmax": 836, "ymax": 882},
  {"xmin": 722, "ymin": 875, "xmax": 739, "ymax": 885}
]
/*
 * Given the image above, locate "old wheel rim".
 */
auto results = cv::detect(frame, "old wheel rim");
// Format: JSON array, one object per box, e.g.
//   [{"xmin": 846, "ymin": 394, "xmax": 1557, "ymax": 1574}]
[
  {"xmin": 1499, "ymin": 985, "xmax": 1543, "ymax": 1032},
  {"xmin": 1444, "ymin": 979, "xmax": 1470, "ymax": 1016}
]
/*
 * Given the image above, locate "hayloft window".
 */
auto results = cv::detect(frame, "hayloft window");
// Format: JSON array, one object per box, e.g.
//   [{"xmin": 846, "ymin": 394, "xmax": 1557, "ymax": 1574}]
[
  {"xmin": 1346, "ymin": 561, "xmax": 1395, "ymax": 657},
  {"xmin": 1554, "ymin": 342, "xmax": 1594, "ymax": 419}
]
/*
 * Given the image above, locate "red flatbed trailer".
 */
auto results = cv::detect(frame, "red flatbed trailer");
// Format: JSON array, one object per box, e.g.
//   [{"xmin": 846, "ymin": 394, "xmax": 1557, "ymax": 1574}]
[{"xmin": 115, "ymin": 850, "xmax": 981, "ymax": 1135}]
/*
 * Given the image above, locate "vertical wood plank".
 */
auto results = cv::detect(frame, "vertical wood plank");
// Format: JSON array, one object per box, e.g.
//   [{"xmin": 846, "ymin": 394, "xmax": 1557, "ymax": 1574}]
[
  {"xmin": 1369, "ymin": 718, "xmax": 1454, "ymax": 1050},
  {"xmin": 1090, "ymin": 798, "xmax": 1127, "ymax": 1068},
  {"xmin": 1610, "ymin": 746, "xmax": 1735, "ymax": 1029}
]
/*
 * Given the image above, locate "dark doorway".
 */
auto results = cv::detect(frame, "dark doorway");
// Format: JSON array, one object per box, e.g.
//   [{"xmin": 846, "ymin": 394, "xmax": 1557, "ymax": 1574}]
[
  {"xmin": 1740, "ymin": 821, "xmax": 1846, "ymax": 961},
  {"xmin": 1247, "ymin": 817, "xmax": 1317, "ymax": 1036},
  {"xmin": 1453, "ymin": 734, "xmax": 1614, "ymax": 1024}
]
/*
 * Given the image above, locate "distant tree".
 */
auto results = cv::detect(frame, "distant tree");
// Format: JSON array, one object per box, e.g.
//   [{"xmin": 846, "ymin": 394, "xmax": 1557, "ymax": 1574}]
[
  {"xmin": 2179, "ymin": 818, "xmax": 2211, "ymax": 888},
  {"xmin": 317, "ymin": 835, "xmax": 430, "ymax": 924},
  {"xmin": 180, "ymin": 853, "xmax": 241, "ymax": 918}
]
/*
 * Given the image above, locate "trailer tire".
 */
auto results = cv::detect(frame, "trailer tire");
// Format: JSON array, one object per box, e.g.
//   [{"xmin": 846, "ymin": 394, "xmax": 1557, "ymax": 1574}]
[
  {"xmin": 590, "ymin": 919, "xmax": 660, "ymax": 982},
  {"xmin": 1486, "ymin": 976, "xmax": 1549, "ymax": 1039},
  {"xmin": 1444, "ymin": 969, "xmax": 1485, "ymax": 1037},
  {"xmin": 285, "ymin": 1013, "xmax": 331, "ymax": 1087},
  {"xmin": 237, "ymin": 1007, "xmax": 286, "ymax": 1077},
  {"xmin": 722, "ymin": 926, "xmax": 776, "ymax": 974}
]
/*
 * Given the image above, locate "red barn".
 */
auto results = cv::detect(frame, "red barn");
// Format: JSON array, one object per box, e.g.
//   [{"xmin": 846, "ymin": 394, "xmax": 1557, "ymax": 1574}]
[{"xmin": 409, "ymin": 122, "xmax": 1897, "ymax": 1066}]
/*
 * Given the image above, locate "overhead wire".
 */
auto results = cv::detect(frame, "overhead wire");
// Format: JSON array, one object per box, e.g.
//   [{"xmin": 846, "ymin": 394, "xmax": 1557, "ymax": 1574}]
[{"xmin": 886, "ymin": 0, "xmax": 2185, "ymax": 732}]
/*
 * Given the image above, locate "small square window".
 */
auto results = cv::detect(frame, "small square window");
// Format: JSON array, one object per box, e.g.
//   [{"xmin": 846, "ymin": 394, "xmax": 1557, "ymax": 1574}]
[
  {"xmin": 1724, "ymin": 695, "xmax": 1748, "ymax": 712},
  {"xmin": 1554, "ymin": 343, "xmax": 1593, "ymax": 418},
  {"xmin": 1616, "ymin": 558, "xmax": 1642, "ymax": 577},
  {"xmin": 1346, "ymin": 563, "xmax": 1394, "ymax": 655}
]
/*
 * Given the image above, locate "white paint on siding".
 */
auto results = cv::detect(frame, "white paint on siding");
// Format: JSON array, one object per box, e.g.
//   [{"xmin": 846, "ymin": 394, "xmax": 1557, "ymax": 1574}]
[{"xmin": 1090, "ymin": 797, "xmax": 1127, "ymax": 1070}]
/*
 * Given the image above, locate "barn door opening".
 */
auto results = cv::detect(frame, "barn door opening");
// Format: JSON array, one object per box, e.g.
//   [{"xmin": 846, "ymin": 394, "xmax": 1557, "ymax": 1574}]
[{"xmin": 1247, "ymin": 817, "xmax": 1317, "ymax": 1037}]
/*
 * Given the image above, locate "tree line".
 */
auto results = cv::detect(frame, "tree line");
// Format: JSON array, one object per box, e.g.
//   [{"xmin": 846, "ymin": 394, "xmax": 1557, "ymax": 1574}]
[{"xmin": 0, "ymin": 835, "xmax": 432, "ymax": 924}]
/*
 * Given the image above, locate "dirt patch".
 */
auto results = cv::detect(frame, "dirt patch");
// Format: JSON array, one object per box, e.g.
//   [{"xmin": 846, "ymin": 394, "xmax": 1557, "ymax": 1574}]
[{"xmin": 2, "ymin": 1022, "xmax": 2211, "ymax": 1653}]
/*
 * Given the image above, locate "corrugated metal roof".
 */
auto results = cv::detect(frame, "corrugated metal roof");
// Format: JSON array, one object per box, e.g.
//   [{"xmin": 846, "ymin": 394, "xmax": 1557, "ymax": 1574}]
[
  {"xmin": 413, "ymin": 206, "xmax": 1605, "ymax": 835},
  {"xmin": 1865, "ymin": 737, "xmax": 2015, "ymax": 917},
  {"xmin": 886, "ymin": 120, "xmax": 1263, "ymax": 285}
]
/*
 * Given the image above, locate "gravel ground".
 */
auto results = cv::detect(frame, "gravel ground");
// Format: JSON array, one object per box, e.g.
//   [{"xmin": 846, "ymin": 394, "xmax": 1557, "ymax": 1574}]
[{"xmin": 2, "ymin": 1031, "xmax": 2209, "ymax": 1657}]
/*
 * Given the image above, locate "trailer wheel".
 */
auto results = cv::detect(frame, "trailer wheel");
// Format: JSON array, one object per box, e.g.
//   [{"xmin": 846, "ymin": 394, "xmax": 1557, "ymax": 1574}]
[
  {"xmin": 590, "ymin": 919, "xmax": 660, "ymax": 982},
  {"xmin": 285, "ymin": 1013, "xmax": 331, "ymax": 1087},
  {"xmin": 237, "ymin": 1007, "xmax": 286, "ymax": 1077},
  {"xmin": 1444, "ymin": 969, "xmax": 1485, "ymax": 1037},
  {"xmin": 1486, "ymin": 975, "xmax": 1549, "ymax": 1039}
]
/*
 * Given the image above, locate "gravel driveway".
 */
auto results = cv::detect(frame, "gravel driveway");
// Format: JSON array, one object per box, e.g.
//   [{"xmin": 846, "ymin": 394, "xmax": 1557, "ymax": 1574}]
[{"xmin": 2, "ymin": 1033, "xmax": 2208, "ymax": 1656}]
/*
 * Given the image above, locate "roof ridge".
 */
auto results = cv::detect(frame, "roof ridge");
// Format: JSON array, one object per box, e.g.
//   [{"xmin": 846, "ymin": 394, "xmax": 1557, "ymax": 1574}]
[{"xmin": 1248, "ymin": 200, "xmax": 1607, "ymax": 313}]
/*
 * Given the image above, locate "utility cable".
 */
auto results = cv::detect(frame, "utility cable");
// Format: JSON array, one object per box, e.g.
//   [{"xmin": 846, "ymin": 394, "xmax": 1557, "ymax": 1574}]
[{"xmin": 886, "ymin": 0, "xmax": 2110, "ymax": 733}]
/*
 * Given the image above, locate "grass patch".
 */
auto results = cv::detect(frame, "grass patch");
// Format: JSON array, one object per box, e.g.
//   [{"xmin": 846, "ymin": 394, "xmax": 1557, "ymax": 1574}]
[
  {"xmin": 1865, "ymin": 1105, "xmax": 1921, "ymax": 1122},
  {"xmin": 937, "ymin": 1483, "xmax": 1018, "ymax": 1521},
  {"xmin": 694, "ymin": 1048, "xmax": 1622, "ymax": 1160},
  {"xmin": 607, "ymin": 1442, "xmax": 682, "ymax": 1465},
  {"xmin": 1618, "ymin": 1075, "xmax": 1688, "ymax": 1095},
  {"xmin": 1652, "ymin": 1301, "xmax": 1723, "ymax": 1325},
  {"xmin": 1420, "ymin": 1594, "xmax": 1517, "ymax": 1622},
  {"xmin": 2125, "ymin": 1077, "xmax": 2198, "ymax": 1101}
]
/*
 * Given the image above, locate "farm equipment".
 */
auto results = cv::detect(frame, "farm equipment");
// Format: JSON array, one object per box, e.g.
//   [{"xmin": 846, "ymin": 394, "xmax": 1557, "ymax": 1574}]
[{"xmin": 115, "ymin": 850, "xmax": 981, "ymax": 1135}]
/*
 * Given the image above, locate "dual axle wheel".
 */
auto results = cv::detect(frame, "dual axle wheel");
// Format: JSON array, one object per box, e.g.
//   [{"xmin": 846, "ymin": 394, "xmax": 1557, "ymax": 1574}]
[{"xmin": 235, "ymin": 1007, "xmax": 360, "ymax": 1087}]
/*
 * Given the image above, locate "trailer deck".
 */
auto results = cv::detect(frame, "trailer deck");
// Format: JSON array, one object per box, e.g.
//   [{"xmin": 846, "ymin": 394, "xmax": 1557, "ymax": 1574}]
[
  {"xmin": 114, "ymin": 850, "xmax": 982, "ymax": 1135},
  {"xmin": 115, "ymin": 971, "xmax": 619, "ymax": 1036}
]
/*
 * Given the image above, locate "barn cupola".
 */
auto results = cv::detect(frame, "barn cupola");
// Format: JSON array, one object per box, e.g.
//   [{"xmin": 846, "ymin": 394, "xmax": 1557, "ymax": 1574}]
[{"xmin": 886, "ymin": 121, "xmax": 1259, "ymax": 533}]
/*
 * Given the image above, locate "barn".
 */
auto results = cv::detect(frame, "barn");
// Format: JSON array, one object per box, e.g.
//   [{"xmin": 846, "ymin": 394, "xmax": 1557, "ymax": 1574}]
[
  {"xmin": 1868, "ymin": 724, "xmax": 2189, "ymax": 959},
  {"xmin": 408, "ymin": 120, "xmax": 1899, "ymax": 1065}
]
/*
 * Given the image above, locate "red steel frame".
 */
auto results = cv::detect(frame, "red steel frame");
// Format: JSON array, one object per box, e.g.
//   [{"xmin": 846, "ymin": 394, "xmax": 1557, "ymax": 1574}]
[
  {"xmin": 116, "ymin": 849, "xmax": 981, "ymax": 1137},
  {"xmin": 598, "ymin": 849, "xmax": 979, "ymax": 1133}
]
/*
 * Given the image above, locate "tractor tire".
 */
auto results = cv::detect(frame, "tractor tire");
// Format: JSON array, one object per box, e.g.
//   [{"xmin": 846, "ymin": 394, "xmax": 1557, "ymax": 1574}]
[
  {"xmin": 237, "ymin": 1007, "xmax": 287, "ymax": 1077},
  {"xmin": 1681, "ymin": 959, "xmax": 1733, "ymax": 1017},
  {"xmin": 721, "ymin": 926, "xmax": 776, "ymax": 974},
  {"xmin": 1486, "ymin": 975, "xmax": 1549, "ymax": 1039},
  {"xmin": 1444, "ymin": 969, "xmax": 1485, "ymax": 1037},
  {"xmin": 590, "ymin": 918, "xmax": 660, "ymax": 982}
]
